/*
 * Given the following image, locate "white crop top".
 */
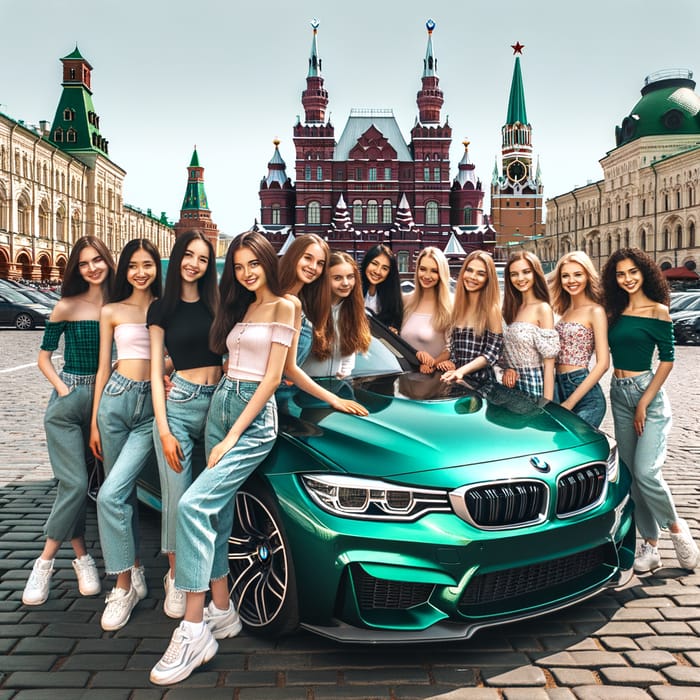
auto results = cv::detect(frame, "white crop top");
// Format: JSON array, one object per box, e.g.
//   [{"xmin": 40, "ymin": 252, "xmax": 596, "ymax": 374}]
[
  {"xmin": 226, "ymin": 322, "xmax": 296, "ymax": 381},
  {"xmin": 114, "ymin": 323, "xmax": 150, "ymax": 361}
]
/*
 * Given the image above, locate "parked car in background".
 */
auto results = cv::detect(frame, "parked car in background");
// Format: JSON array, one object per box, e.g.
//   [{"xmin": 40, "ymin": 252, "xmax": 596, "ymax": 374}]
[
  {"xmin": 670, "ymin": 290, "xmax": 700, "ymax": 313},
  {"xmin": 137, "ymin": 317, "xmax": 634, "ymax": 643},
  {"xmin": 12, "ymin": 284, "xmax": 58, "ymax": 309},
  {"xmin": 674, "ymin": 311, "xmax": 700, "ymax": 345},
  {"xmin": 0, "ymin": 286, "xmax": 52, "ymax": 329}
]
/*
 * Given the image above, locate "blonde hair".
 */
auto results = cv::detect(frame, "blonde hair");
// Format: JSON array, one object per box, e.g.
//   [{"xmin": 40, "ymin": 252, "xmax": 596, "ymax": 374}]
[
  {"xmin": 502, "ymin": 251, "xmax": 550, "ymax": 325},
  {"xmin": 451, "ymin": 250, "xmax": 500, "ymax": 336},
  {"xmin": 403, "ymin": 247, "xmax": 452, "ymax": 332},
  {"xmin": 548, "ymin": 250, "xmax": 601, "ymax": 315}
]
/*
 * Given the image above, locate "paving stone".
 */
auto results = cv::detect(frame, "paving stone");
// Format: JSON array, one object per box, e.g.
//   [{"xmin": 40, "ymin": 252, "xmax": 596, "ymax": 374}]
[
  {"xmin": 536, "ymin": 651, "xmax": 627, "ymax": 668},
  {"xmin": 595, "ymin": 621, "xmax": 654, "ymax": 636},
  {"xmin": 611, "ymin": 607, "xmax": 664, "ymax": 621},
  {"xmin": 90, "ymin": 669, "xmax": 158, "ymax": 688},
  {"xmin": 625, "ymin": 596, "xmax": 676, "ymax": 608},
  {"xmin": 598, "ymin": 665, "xmax": 664, "ymax": 686},
  {"xmin": 648, "ymin": 687, "xmax": 700, "ymax": 700},
  {"xmin": 682, "ymin": 651, "xmax": 700, "ymax": 666},
  {"xmin": 285, "ymin": 669, "xmax": 338, "ymax": 685},
  {"xmin": 549, "ymin": 668, "xmax": 599, "ymax": 686},
  {"xmin": 599, "ymin": 636, "xmax": 639, "ymax": 650},
  {"xmin": 0, "ymin": 654, "xmax": 57, "ymax": 671},
  {"xmin": 650, "ymin": 621, "xmax": 693, "ymax": 634},
  {"xmin": 502, "ymin": 691, "xmax": 550, "ymax": 700},
  {"xmin": 637, "ymin": 635, "xmax": 700, "ymax": 651},
  {"xmin": 545, "ymin": 691, "xmax": 577, "ymax": 700},
  {"xmin": 661, "ymin": 606, "xmax": 700, "ymax": 620},
  {"xmin": 624, "ymin": 650, "xmax": 678, "ymax": 668},
  {"xmin": 3, "ymin": 671, "xmax": 91, "ymax": 688},
  {"xmin": 344, "ymin": 668, "xmax": 430, "ymax": 684},
  {"xmin": 430, "ymin": 668, "xmax": 479, "ymax": 686},
  {"xmin": 165, "ymin": 691, "xmax": 238, "ymax": 700},
  {"xmin": 661, "ymin": 665, "xmax": 700, "ymax": 685},
  {"xmin": 571, "ymin": 687, "xmax": 651, "ymax": 699},
  {"xmin": 61, "ymin": 653, "xmax": 131, "ymax": 671},
  {"xmin": 13, "ymin": 692, "xmax": 131, "ymax": 700},
  {"xmin": 0, "ymin": 623, "xmax": 41, "ymax": 638},
  {"xmin": 222, "ymin": 670, "xmax": 279, "ymax": 687},
  {"xmin": 73, "ymin": 637, "xmax": 139, "ymax": 654},
  {"xmin": 482, "ymin": 665, "xmax": 546, "ymax": 687}
]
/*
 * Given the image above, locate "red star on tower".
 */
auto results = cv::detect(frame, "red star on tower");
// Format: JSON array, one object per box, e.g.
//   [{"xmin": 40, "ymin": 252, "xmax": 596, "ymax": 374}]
[{"xmin": 511, "ymin": 41, "xmax": 525, "ymax": 55}]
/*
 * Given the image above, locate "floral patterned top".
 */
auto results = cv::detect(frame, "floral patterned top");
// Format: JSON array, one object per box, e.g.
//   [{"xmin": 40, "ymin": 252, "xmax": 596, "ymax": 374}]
[
  {"xmin": 502, "ymin": 321, "xmax": 560, "ymax": 370},
  {"xmin": 555, "ymin": 321, "xmax": 595, "ymax": 367}
]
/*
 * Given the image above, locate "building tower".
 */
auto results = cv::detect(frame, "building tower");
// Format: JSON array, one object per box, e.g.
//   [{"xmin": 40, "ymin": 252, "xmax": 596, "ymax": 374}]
[
  {"xmin": 410, "ymin": 19, "xmax": 452, "ymax": 237},
  {"xmin": 293, "ymin": 19, "xmax": 335, "ymax": 233},
  {"xmin": 173, "ymin": 147, "xmax": 220, "ymax": 251},
  {"xmin": 259, "ymin": 139, "xmax": 295, "ymax": 229},
  {"xmin": 450, "ymin": 140, "xmax": 485, "ymax": 226},
  {"xmin": 490, "ymin": 42, "xmax": 544, "ymax": 251}
]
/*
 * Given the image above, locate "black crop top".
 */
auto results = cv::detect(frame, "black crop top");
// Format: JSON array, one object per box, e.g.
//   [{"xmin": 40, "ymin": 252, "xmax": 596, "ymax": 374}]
[{"xmin": 147, "ymin": 298, "xmax": 222, "ymax": 371}]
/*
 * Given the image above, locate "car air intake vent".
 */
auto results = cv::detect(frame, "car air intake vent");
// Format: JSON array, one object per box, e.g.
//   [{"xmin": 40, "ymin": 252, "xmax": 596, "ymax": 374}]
[
  {"xmin": 459, "ymin": 545, "xmax": 607, "ymax": 606},
  {"xmin": 462, "ymin": 481, "xmax": 547, "ymax": 528},
  {"xmin": 353, "ymin": 565, "xmax": 434, "ymax": 610},
  {"xmin": 557, "ymin": 463, "xmax": 607, "ymax": 517}
]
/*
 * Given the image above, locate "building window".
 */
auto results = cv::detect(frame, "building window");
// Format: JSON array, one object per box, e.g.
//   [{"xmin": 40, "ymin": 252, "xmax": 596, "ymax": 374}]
[
  {"xmin": 664, "ymin": 194, "xmax": 669, "ymax": 211},
  {"xmin": 676, "ymin": 191, "xmax": 681, "ymax": 209},
  {"xmin": 642, "ymin": 199, "xmax": 646, "ymax": 216},
  {"xmin": 423, "ymin": 167, "xmax": 430, "ymax": 181},
  {"xmin": 355, "ymin": 167, "xmax": 362, "ymax": 180},
  {"xmin": 640, "ymin": 229, "xmax": 646, "ymax": 249},
  {"xmin": 382, "ymin": 199, "xmax": 392, "ymax": 224},
  {"xmin": 663, "ymin": 227, "xmax": 670, "ymax": 250},
  {"xmin": 425, "ymin": 201, "xmax": 438, "ymax": 226},
  {"xmin": 271, "ymin": 204, "xmax": 280, "ymax": 225},
  {"xmin": 397, "ymin": 251, "xmax": 409, "ymax": 273},
  {"xmin": 367, "ymin": 200, "xmax": 378, "ymax": 224},
  {"xmin": 66, "ymin": 129, "xmax": 77, "ymax": 143},
  {"xmin": 384, "ymin": 167, "xmax": 392, "ymax": 180},
  {"xmin": 433, "ymin": 166, "xmax": 440, "ymax": 182},
  {"xmin": 63, "ymin": 108, "xmax": 73, "ymax": 121},
  {"xmin": 625, "ymin": 202, "xmax": 630, "ymax": 218},
  {"xmin": 676, "ymin": 224, "xmax": 683, "ymax": 248},
  {"xmin": 690, "ymin": 222, "xmax": 696, "ymax": 247},
  {"xmin": 307, "ymin": 201, "xmax": 321, "ymax": 225},
  {"xmin": 352, "ymin": 199, "xmax": 362, "ymax": 224},
  {"xmin": 53, "ymin": 128, "xmax": 64, "ymax": 142},
  {"xmin": 368, "ymin": 167, "xmax": 377, "ymax": 182},
  {"xmin": 316, "ymin": 166, "xmax": 323, "ymax": 181},
  {"xmin": 463, "ymin": 207, "xmax": 473, "ymax": 225},
  {"xmin": 304, "ymin": 165, "xmax": 311, "ymax": 181}
]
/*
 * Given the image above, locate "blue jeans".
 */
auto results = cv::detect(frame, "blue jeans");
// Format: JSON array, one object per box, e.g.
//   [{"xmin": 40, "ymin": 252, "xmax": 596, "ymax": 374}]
[
  {"xmin": 174, "ymin": 378, "xmax": 277, "ymax": 592},
  {"xmin": 555, "ymin": 368, "xmax": 606, "ymax": 428},
  {"xmin": 610, "ymin": 371, "xmax": 677, "ymax": 541},
  {"xmin": 96, "ymin": 372, "xmax": 155, "ymax": 574},
  {"xmin": 43, "ymin": 373, "xmax": 95, "ymax": 542},
  {"xmin": 153, "ymin": 372, "xmax": 216, "ymax": 553},
  {"xmin": 276, "ymin": 314, "xmax": 312, "ymax": 403}
]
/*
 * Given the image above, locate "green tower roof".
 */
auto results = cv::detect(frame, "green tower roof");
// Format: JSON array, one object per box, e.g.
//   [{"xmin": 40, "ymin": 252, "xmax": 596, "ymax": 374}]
[
  {"xmin": 506, "ymin": 56, "xmax": 528, "ymax": 125},
  {"xmin": 181, "ymin": 148, "xmax": 209, "ymax": 211},
  {"xmin": 189, "ymin": 148, "xmax": 200, "ymax": 167}
]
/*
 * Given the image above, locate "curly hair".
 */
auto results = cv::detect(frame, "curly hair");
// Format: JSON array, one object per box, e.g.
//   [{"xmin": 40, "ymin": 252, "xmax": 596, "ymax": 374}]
[
  {"xmin": 548, "ymin": 250, "xmax": 601, "ymax": 315},
  {"xmin": 502, "ymin": 251, "xmax": 550, "ymax": 325},
  {"xmin": 601, "ymin": 248, "xmax": 670, "ymax": 326}
]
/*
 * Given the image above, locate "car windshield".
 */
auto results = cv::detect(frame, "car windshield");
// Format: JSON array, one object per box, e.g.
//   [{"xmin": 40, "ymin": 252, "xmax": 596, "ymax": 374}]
[
  {"xmin": 351, "ymin": 336, "xmax": 405, "ymax": 377},
  {"xmin": 0, "ymin": 288, "xmax": 37, "ymax": 304}
]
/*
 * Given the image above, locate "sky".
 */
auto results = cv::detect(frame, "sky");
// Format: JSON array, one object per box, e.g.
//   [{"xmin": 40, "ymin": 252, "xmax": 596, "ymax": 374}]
[{"xmin": 1, "ymin": 0, "xmax": 699, "ymax": 239}]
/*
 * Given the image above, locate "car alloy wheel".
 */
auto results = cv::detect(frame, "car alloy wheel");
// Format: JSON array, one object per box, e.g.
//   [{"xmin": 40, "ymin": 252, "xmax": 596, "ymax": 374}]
[
  {"xmin": 15, "ymin": 313, "xmax": 34, "ymax": 330},
  {"xmin": 228, "ymin": 480, "xmax": 298, "ymax": 636}
]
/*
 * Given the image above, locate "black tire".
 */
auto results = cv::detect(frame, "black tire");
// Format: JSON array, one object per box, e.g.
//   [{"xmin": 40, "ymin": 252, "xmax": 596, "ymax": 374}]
[
  {"xmin": 15, "ymin": 313, "xmax": 34, "ymax": 330},
  {"xmin": 228, "ymin": 479, "xmax": 299, "ymax": 637}
]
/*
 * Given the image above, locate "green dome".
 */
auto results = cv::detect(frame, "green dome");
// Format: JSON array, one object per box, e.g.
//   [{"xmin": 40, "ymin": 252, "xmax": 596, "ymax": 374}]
[{"xmin": 615, "ymin": 70, "xmax": 700, "ymax": 147}]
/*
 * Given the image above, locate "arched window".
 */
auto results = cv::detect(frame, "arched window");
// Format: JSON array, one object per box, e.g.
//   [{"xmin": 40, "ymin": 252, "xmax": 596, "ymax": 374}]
[
  {"xmin": 676, "ymin": 224, "xmax": 683, "ymax": 248},
  {"xmin": 55, "ymin": 206, "xmax": 66, "ymax": 242},
  {"xmin": 271, "ymin": 204, "xmax": 280, "ymax": 225},
  {"xmin": 640, "ymin": 229, "xmax": 646, "ymax": 250},
  {"xmin": 397, "ymin": 251, "xmax": 409, "ymax": 273},
  {"xmin": 425, "ymin": 201, "xmax": 439, "ymax": 226},
  {"xmin": 352, "ymin": 200, "xmax": 362, "ymax": 224},
  {"xmin": 39, "ymin": 201, "xmax": 50, "ymax": 238},
  {"xmin": 304, "ymin": 165, "xmax": 311, "ymax": 181},
  {"xmin": 663, "ymin": 227, "xmax": 670, "ymax": 250},
  {"xmin": 382, "ymin": 199, "xmax": 392, "ymax": 224},
  {"xmin": 306, "ymin": 201, "xmax": 321, "ymax": 225},
  {"xmin": 316, "ymin": 166, "xmax": 323, "ymax": 181},
  {"xmin": 71, "ymin": 211, "xmax": 81, "ymax": 242},
  {"xmin": 463, "ymin": 207, "xmax": 473, "ymax": 225},
  {"xmin": 366, "ymin": 200, "xmax": 378, "ymax": 224},
  {"xmin": 690, "ymin": 222, "xmax": 696, "ymax": 247}
]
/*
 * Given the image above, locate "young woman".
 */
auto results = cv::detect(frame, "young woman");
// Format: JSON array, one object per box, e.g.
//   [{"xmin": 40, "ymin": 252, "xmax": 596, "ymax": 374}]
[
  {"xmin": 549, "ymin": 251, "xmax": 609, "ymax": 427},
  {"xmin": 150, "ymin": 231, "xmax": 297, "ymax": 685},
  {"xmin": 401, "ymin": 246, "xmax": 452, "ymax": 373},
  {"xmin": 302, "ymin": 251, "xmax": 371, "ymax": 378},
  {"xmin": 361, "ymin": 244, "xmax": 403, "ymax": 332},
  {"xmin": 90, "ymin": 238, "xmax": 162, "ymax": 631},
  {"xmin": 500, "ymin": 251, "xmax": 559, "ymax": 400},
  {"xmin": 439, "ymin": 250, "xmax": 503, "ymax": 384},
  {"xmin": 22, "ymin": 236, "xmax": 115, "ymax": 606},
  {"xmin": 602, "ymin": 248, "xmax": 699, "ymax": 574},
  {"xmin": 148, "ymin": 231, "xmax": 221, "ymax": 619},
  {"xmin": 278, "ymin": 233, "xmax": 332, "ymax": 368}
]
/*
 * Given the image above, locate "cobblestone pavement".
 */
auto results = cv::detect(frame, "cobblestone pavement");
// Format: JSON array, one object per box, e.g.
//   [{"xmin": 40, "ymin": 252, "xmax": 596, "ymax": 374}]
[{"xmin": 1, "ymin": 329, "xmax": 699, "ymax": 699}]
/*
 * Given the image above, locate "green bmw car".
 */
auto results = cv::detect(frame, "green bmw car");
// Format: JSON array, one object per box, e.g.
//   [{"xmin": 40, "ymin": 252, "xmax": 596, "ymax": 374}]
[{"xmin": 138, "ymin": 320, "xmax": 634, "ymax": 643}]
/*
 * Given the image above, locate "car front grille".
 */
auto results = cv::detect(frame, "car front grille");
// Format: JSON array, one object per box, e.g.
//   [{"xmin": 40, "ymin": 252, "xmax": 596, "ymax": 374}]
[
  {"xmin": 353, "ymin": 565, "xmax": 434, "ymax": 610},
  {"xmin": 458, "ymin": 544, "xmax": 607, "ymax": 607},
  {"xmin": 556, "ymin": 463, "xmax": 607, "ymax": 516},
  {"xmin": 462, "ymin": 481, "xmax": 547, "ymax": 528}
]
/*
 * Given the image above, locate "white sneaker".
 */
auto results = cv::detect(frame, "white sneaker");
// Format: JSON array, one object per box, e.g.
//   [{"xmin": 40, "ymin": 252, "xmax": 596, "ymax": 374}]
[
  {"xmin": 150, "ymin": 621, "xmax": 218, "ymax": 685},
  {"xmin": 22, "ymin": 558, "xmax": 54, "ymax": 605},
  {"xmin": 101, "ymin": 586, "xmax": 139, "ymax": 631},
  {"xmin": 633, "ymin": 541, "xmax": 661, "ymax": 573},
  {"xmin": 670, "ymin": 519, "xmax": 700, "ymax": 570},
  {"xmin": 203, "ymin": 600, "xmax": 243, "ymax": 639},
  {"xmin": 131, "ymin": 565, "xmax": 148, "ymax": 600},
  {"xmin": 72, "ymin": 554, "xmax": 101, "ymax": 596},
  {"xmin": 163, "ymin": 572, "xmax": 186, "ymax": 619}
]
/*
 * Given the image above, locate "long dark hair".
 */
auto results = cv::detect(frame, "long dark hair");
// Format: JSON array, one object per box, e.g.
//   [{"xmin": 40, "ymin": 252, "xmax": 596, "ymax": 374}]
[
  {"xmin": 61, "ymin": 235, "xmax": 115, "ymax": 299},
  {"xmin": 111, "ymin": 238, "xmax": 162, "ymax": 303},
  {"xmin": 602, "ymin": 247, "xmax": 670, "ymax": 326},
  {"xmin": 360, "ymin": 244, "xmax": 403, "ymax": 329},
  {"xmin": 209, "ymin": 231, "xmax": 282, "ymax": 355},
  {"xmin": 160, "ymin": 231, "xmax": 219, "ymax": 320},
  {"xmin": 502, "ymin": 251, "xmax": 550, "ymax": 325},
  {"xmin": 278, "ymin": 234, "xmax": 332, "ymax": 359}
]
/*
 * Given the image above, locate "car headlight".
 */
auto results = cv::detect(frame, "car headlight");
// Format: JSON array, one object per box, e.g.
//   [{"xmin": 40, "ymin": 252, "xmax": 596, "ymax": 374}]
[
  {"xmin": 301, "ymin": 474, "xmax": 451, "ymax": 521},
  {"xmin": 606, "ymin": 439, "xmax": 619, "ymax": 483}
]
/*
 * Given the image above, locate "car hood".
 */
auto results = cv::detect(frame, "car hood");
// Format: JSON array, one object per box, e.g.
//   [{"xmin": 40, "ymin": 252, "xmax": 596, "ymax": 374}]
[{"xmin": 280, "ymin": 373, "xmax": 606, "ymax": 483}]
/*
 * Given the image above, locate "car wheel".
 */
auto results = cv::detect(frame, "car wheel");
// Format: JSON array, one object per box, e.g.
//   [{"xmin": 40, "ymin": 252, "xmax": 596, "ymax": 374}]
[
  {"xmin": 15, "ymin": 313, "xmax": 34, "ymax": 330},
  {"xmin": 228, "ymin": 479, "xmax": 299, "ymax": 637}
]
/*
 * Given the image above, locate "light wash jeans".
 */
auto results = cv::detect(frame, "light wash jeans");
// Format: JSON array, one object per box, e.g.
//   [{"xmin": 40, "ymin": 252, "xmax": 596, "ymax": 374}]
[
  {"xmin": 610, "ymin": 371, "xmax": 677, "ymax": 541},
  {"xmin": 43, "ymin": 372, "xmax": 95, "ymax": 542},
  {"xmin": 175, "ymin": 378, "xmax": 277, "ymax": 592},
  {"xmin": 96, "ymin": 371, "xmax": 155, "ymax": 574},
  {"xmin": 555, "ymin": 368, "xmax": 606, "ymax": 428},
  {"xmin": 153, "ymin": 372, "xmax": 216, "ymax": 553},
  {"xmin": 276, "ymin": 314, "xmax": 312, "ymax": 403}
]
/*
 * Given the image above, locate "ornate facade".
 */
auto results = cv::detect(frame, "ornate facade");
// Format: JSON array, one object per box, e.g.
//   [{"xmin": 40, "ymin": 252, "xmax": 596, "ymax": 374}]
[
  {"xmin": 0, "ymin": 47, "xmax": 173, "ymax": 281},
  {"xmin": 536, "ymin": 70, "xmax": 700, "ymax": 273}
]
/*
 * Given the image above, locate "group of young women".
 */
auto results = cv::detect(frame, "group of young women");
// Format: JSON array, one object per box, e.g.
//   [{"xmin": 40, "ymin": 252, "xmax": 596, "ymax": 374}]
[{"xmin": 21, "ymin": 232, "xmax": 698, "ymax": 685}]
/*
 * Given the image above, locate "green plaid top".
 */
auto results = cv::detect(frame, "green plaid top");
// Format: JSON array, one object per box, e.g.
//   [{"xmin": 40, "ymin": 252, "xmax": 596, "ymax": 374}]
[{"xmin": 40, "ymin": 320, "xmax": 100, "ymax": 375}]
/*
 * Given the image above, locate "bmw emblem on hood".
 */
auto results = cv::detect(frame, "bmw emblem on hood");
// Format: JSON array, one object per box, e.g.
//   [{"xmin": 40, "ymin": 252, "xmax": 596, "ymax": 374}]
[{"xmin": 530, "ymin": 456, "xmax": 550, "ymax": 473}]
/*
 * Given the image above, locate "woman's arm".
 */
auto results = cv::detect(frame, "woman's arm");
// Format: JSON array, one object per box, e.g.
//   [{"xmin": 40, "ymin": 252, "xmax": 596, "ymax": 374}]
[
  {"xmin": 149, "ymin": 324, "xmax": 183, "ymax": 472},
  {"xmin": 37, "ymin": 349, "xmax": 70, "ymax": 396},
  {"xmin": 634, "ymin": 360, "xmax": 673, "ymax": 437},
  {"xmin": 560, "ymin": 306, "xmax": 610, "ymax": 411},
  {"xmin": 89, "ymin": 306, "xmax": 116, "ymax": 459}
]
